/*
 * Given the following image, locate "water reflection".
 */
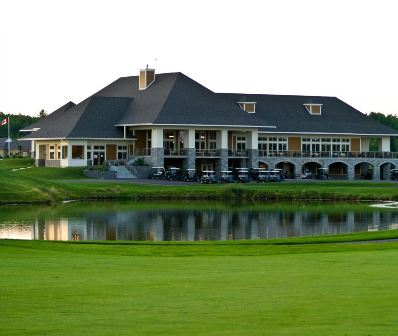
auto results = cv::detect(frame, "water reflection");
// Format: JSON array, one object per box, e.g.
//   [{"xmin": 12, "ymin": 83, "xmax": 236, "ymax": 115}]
[{"xmin": 1, "ymin": 203, "xmax": 398, "ymax": 241}]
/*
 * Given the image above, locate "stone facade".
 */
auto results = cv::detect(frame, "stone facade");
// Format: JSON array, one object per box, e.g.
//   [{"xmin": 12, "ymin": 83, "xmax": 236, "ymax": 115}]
[
  {"xmin": 258, "ymin": 155, "xmax": 398, "ymax": 180},
  {"xmin": 149, "ymin": 147, "xmax": 164, "ymax": 167},
  {"xmin": 184, "ymin": 148, "xmax": 196, "ymax": 170}
]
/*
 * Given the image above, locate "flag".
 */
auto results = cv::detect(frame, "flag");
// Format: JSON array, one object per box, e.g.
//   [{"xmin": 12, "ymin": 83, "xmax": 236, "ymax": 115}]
[{"xmin": 1, "ymin": 117, "xmax": 8, "ymax": 126}]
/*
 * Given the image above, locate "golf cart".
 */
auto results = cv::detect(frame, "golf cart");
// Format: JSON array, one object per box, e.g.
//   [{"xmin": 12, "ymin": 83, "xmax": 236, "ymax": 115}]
[
  {"xmin": 249, "ymin": 168, "xmax": 268, "ymax": 182},
  {"xmin": 391, "ymin": 168, "xmax": 398, "ymax": 181},
  {"xmin": 165, "ymin": 167, "xmax": 181, "ymax": 181},
  {"xmin": 271, "ymin": 168, "xmax": 284, "ymax": 181},
  {"xmin": 236, "ymin": 168, "xmax": 250, "ymax": 183},
  {"xmin": 316, "ymin": 168, "xmax": 329, "ymax": 180},
  {"xmin": 149, "ymin": 167, "xmax": 165, "ymax": 179},
  {"xmin": 200, "ymin": 170, "xmax": 218, "ymax": 184},
  {"xmin": 220, "ymin": 170, "xmax": 234, "ymax": 183},
  {"xmin": 301, "ymin": 169, "xmax": 313, "ymax": 179},
  {"xmin": 269, "ymin": 169, "xmax": 283, "ymax": 182},
  {"xmin": 182, "ymin": 168, "xmax": 198, "ymax": 182}
]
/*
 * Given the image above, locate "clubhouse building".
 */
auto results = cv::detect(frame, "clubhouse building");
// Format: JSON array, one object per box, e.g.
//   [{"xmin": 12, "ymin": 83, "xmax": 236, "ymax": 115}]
[{"xmin": 21, "ymin": 68, "xmax": 398, "ymax": 180}]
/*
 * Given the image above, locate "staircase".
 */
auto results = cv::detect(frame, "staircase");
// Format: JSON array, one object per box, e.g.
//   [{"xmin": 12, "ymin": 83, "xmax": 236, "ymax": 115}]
[{"xmin": 109, "ymin": 165, "xmax": 137, "ymax": 179}]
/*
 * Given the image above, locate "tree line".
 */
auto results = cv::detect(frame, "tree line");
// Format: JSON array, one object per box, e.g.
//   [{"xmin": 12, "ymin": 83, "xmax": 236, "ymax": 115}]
[
  {"xmin": 368, "ymin": 112, "xmax": 398, "ymax": 151},
  {"xmin": 0, "ymin": 112, "xmax": 42, "ymax": 139}
]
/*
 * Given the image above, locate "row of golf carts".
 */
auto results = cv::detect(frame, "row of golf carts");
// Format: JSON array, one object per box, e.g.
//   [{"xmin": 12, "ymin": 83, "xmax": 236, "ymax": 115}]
[{"xmin": 149, "ymin": 167, "xmax": 287, "ymax": 183}]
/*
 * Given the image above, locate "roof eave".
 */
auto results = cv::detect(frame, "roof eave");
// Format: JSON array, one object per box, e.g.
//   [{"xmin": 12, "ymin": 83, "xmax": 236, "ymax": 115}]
[{"xmin": 116, "ymin": 123, "xmax": 276, "ymax": 129}]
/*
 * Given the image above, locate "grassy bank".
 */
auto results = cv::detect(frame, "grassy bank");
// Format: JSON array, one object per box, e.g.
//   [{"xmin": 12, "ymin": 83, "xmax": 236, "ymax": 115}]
[
  {"xmin": 2, "ymin": 158, "xmax": 398, "ymax": 204},
  {"xmin": 1, "ymin": 238, "xmax": 398, "ymax": 335}
]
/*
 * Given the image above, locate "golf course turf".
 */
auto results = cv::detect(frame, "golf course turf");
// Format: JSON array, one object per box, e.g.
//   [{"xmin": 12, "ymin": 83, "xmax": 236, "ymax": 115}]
[{"xmin": 1, "ymin": 238, "xmax": 398, "ymax": 335}]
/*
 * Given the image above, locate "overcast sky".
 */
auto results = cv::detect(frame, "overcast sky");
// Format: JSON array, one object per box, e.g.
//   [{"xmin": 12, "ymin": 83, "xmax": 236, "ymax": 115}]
[{"xmin": 0, "ymin": 0, "xmax": 397, "ymax": 117}]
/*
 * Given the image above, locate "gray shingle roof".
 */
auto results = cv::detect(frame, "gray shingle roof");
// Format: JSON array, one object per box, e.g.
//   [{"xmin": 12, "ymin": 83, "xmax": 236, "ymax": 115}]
[
  {"xmin": 23, "ymin": 97, "xmax": 132, "ymax": 139},
  {"xmin": 21, "ymin": 72, "xmax": 398, "ymax": 139},
  {"xmin": 0, "ymin": 138, "xmax": 31, "ymax": 152},
  {"xmin": 220, "ymin": 93, "xmax": 398, "ymax": 135},
  {"xmin": 20, "ymin": 101, "xmax": 76, "ymax": 132}
]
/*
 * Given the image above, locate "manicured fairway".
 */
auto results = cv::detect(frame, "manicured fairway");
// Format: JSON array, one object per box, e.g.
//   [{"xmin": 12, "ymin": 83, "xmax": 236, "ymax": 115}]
[{"xmin": 1, "ymin": 239, "xmax": 398, "ymax": 335}]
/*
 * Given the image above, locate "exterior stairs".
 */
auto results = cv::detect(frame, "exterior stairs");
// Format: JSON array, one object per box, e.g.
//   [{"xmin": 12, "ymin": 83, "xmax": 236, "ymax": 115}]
[{"xmin": 109, "ymin": 165, "xmax": 137, "ymax": 179}]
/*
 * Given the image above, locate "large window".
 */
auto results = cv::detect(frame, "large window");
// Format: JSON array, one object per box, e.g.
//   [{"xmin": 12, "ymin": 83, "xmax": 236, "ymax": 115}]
[
  {"xmin": 236, "ymin": 136, "xmax": 246, "ymax": 152},
  {"xmin": 302, "ymin": 138, "xmax": 350, "ymax": 153},
  {"xmin": 49, "ymin": 145, "xmax": 55, "ymax": 160},
  {"xmin": 208, "ymin": 131, "xmax": 217, "ymax": 150},
  {"xmin": 117, "ymin": 145, "xmax": 128, "ymax": 160},
  {"xmin": 258, "ymin": 137, "xmax": 287, "ymax": 152},
  {"xmin": 164, "ymin": 131, "xmax": 176, "ymax": 152},
  {"xmin": 72, "ymin": 145, "xmax": 84, "ymax": 159}
]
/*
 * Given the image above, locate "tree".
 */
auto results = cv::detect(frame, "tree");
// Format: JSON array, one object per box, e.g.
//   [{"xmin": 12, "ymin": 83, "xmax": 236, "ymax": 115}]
[{"xmin": 38, "ymin": 109, "xmax": 48, "ymax": 118}]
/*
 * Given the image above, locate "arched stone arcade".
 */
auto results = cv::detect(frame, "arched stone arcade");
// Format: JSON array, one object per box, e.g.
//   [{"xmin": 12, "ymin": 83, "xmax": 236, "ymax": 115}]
[
  {"xmin": 354, "ymin": 162, "xmax": 374, "ymax": 180},
  {"xmin": 328, "ymin": 162, "xmax": 348, "ymax": 180}
]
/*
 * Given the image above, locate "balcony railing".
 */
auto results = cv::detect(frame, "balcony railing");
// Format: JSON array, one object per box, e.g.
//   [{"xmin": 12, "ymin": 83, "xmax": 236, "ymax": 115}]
[
  {"xmin": 258, "ymin": 150, "xmax": 398, "ymax": 159},
  {"xmin": 164, "ymin": 149, "xmax": 187, "ymax": 157},
  {"xmin": 196, "ymin": 149, "xmax": 221, "ymax": 157},
  {"xmin": 228, "ymin": 150, "xmax": 248, "ymax": 157}
]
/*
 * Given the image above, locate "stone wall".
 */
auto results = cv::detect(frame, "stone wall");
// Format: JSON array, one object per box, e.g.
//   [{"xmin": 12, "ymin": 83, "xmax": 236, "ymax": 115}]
[{"xmin": 83, "ymin": 169, "xmax": 117, "ymax": 179}]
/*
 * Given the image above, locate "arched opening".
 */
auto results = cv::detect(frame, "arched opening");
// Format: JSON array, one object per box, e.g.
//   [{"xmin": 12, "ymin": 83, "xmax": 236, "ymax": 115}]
[
  {"xmin": 328, "ymin": 162, "xmax": 348, "ymax": 180},
  {"xmin": 354, "ymin": 162, "xmax": 374, "ymax": 180},
  {"xmin": 258, "ymin": 161, "xmax": 269, "ymax": 170},
  {"xmin": 380, "ymin": 162, "xmax": 396, "ymax": 180},
  {"xmin": 275, "ymin": 161, "xmax": 296, "ymax": 179},
  {"xmin": 302, "ymin": 162, "xmax": 321, "ymax": 176}
]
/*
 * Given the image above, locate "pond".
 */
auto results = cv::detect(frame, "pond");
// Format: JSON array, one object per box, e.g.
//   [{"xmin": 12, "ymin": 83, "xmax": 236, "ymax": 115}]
[{"xmin": 0, "ymin": 201, "xmax": 397, "ymax": 241}]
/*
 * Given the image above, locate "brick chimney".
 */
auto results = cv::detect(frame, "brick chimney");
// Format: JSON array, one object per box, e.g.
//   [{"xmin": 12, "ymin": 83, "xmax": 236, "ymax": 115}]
[{"xmin": 139, "ymin": 65, "xmax": 155, "ymax": 90}]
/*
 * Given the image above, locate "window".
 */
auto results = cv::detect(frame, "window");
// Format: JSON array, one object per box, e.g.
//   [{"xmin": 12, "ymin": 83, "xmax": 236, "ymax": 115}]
[
  {"xmin": 117, "ymin": 145, "xmax": 128, "ymax": 160},
  {"xmin": 304, "ymin": 104, "xmax": 322, "ymax": 115},
  {"xmin": 208, "ymin": 131, "xmax": 217, "ymax": 150},
  {"xmin": 195, "ymin": 131, "xmax": 206, "ymax": 151},
  {"xmin": 49, "ymin": 145, "xmax": 55, "ymax": 160},
  {"xmin": 258, "ymin": 137, "xmax": 267, "ymax": 152},
  {"xmin": 238, "ymin": 102, "xmax": 256, "ymax": 113},
  {"xmin": 236, "ymin": 136, "xmax": 246, "ymax": 152},
  {"xmin": 302, "ymin": 138, "xmax": 350, "ymax": 153},
  {"xmin": 72, "ymin": 145, "xmax": 84, "ymax": 159},
  {"xmin": 258, "ymin": 137, "xmax": 287, "ymax": 153},
  {"xmin": 62, "ymin": 146, "xmax": 68, "ymax": 159}
]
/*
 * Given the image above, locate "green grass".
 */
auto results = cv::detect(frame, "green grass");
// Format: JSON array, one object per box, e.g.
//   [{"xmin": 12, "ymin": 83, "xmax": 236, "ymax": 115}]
[
  {"xmin": 2, "ymin": 158, "xmax": 398, "ymax": 204},
  {"xmin": 1, "ymin": 238, "xmax": 398, "ymax": 335}
]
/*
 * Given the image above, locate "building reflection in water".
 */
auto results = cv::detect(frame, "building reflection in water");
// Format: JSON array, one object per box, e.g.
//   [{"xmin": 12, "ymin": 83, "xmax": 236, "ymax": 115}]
[{"xmin": 0, "ymin": 208, "xmax": 391, "ymax": 241}]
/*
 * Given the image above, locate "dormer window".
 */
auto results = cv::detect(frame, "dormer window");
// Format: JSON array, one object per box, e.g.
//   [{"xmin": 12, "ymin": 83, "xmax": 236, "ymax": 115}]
[
  {"xmin": 304, "ymin": 104, "xmax": 322, "ymax": 115},
  {"xmin": 238, "ymin": 102, "xmax": 256, "ymax": 113}
]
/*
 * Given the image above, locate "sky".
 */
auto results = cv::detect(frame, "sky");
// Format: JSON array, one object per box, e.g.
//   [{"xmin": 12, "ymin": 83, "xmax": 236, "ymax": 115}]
[{"xmin": 0, "ymin": 0, "xmax": 397, "ymax": 117}]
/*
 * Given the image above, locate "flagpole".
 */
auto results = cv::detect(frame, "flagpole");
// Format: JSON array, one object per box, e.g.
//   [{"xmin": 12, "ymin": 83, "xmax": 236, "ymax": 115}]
[{"xmin": 7, "ymin": 116, "xmax": 10, "ymax": 158}]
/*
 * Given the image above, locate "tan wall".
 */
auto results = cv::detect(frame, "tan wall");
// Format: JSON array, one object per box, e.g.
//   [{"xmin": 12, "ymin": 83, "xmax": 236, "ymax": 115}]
[
  {"xmin": 135, "ymin": 130, "xmax": 147, "ymax": 150},
  {"xmin": 288, "ymin": 137, "xmax": 301, "ymax": 151},
  {"xmin": 351, "ymin": 138, "xmax": 360, "ymax": 152},
  {"xmin": 139, "ymin": 70, "xmax": 146, "ymax": 89},
  {"xmin": 129, "ymin": 145, "xmax": 134, "ymax": 155},
  {"xmin": 106, "ymin": 144, "xmax": 116, "ymax": 160}
]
